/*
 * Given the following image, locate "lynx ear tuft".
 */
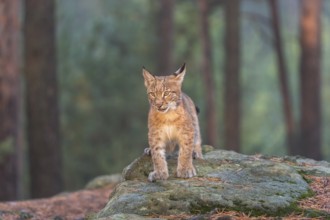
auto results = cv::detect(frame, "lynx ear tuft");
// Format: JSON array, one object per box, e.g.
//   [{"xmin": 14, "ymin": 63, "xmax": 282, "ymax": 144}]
[
  {"xmin": 142, "ymin": 67, "xmax": 155, "ymax": 87},
  {"xmin": 175, "ymin": 63, "xmax": 186, "ymax": 75},
  {"xmin": 174, "ymin": 63, "xmax": 186, "ymax": 83}
]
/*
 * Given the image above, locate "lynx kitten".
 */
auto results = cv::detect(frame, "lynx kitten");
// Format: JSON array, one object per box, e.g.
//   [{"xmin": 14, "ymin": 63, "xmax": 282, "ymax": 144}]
[{"xmin": 142, "ymin": 63, "xmax": 203, "ymax": 182}]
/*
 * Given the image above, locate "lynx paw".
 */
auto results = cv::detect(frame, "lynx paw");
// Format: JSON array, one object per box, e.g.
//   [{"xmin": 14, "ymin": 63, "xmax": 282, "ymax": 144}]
[
  {"xmin": 144, "ymin": 148, "xmax": 151, "ymax": 156},
  {"xmin": 177, "ymin": 166, "xmax": 196, "ymax": 178},
  {"xmin": 148, "ymin": 171, "xmax": 169, "ymax": 182},
  {"xmin": 192, "ymin": 151, "xmax": 203, "ymax": 159}
]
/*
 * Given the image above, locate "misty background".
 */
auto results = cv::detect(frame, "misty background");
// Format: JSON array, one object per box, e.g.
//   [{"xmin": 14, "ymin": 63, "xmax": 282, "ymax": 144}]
[{"xmin": 0, "ymin": 0, "xmax": 329, "ymax": 200}]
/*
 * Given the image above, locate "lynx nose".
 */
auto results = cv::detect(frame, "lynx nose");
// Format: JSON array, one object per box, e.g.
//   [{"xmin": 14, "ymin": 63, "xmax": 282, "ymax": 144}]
[{"xmin": 155, "ymin": 100, "xmax": 163, "ymax": 108}]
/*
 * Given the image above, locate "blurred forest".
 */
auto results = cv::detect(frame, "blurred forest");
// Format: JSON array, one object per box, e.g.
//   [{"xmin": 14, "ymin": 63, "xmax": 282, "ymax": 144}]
[{"xmin": 0, "ymin": 0, "xmax": 330, "ymax": 200}]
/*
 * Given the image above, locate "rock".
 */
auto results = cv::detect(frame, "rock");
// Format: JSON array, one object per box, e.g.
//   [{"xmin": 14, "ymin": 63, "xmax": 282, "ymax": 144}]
[
  {"xmin": 96, "ymin": 148, "xmax": 330, "ymax": 219},
  {"xmin": 85, "ymin": 174, "xmax": 122, "ymax": 189},
  {"xmin": 283, "ymin": 156, "xmax": 330, "ymax": 176},
  {"xmin": 201, "ymin": 145, "xmax": 214, "ymax": 154},
  {"xmin": 96, "ymin": 213, "xmax": 165, "ymax": 220}
]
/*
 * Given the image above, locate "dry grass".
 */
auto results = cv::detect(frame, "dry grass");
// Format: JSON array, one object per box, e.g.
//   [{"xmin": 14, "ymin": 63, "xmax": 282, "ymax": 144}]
[{"xmin": 299, "ymin": 176, "xmax": 330, "ymax": 213}]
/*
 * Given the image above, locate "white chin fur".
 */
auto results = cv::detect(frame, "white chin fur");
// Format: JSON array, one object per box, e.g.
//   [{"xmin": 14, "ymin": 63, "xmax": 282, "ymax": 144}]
[
  {"xmin": 155, "ymin": 102, "xmax": 176, "ymax": 113},
  {"xmin": 157, "ymin": 107, "xmax": 170, "ymax": 113}
]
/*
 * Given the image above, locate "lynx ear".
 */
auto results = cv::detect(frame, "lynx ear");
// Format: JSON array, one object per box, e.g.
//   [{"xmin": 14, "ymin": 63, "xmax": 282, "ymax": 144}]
[
  {"xmin": 174, "ymin": 63, "xmax": 186, "ymax": 83},
  {"xmin": 142, "ymin": 67, "xmax": 155, "ymax": 87}
]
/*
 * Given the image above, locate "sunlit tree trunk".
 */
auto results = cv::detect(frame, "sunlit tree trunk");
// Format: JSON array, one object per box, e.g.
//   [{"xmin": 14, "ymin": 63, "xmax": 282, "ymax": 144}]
[
  {"xmin": 157, "ymin": 0, "xmax": 174, "ymax": 75},
  {"xmin": 0, "ymin": 0, "xmax": 21, "ymax": 201},
  {"xmin": 268, "ymin": 0, "xmax": 297, "ymax": 155},
  {"xmin": 224, "ymin": 0, "xmax": 241, "ymax": 152},
  {"xmin": 198, "ymin": 0, "xmax": 218, "ymax": 146},
  {"xmin": 24, "ymin": 0, "xmax": 63, "ymax": 198},
  {"xmin": 299, "ymin": 0, "xmax": 322, "ymax": 160}
]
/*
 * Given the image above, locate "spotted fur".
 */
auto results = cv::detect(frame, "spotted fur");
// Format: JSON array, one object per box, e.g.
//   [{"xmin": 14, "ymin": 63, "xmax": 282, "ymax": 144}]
[{"xmin": 142, "ymin": 64, "xmax": 203, "ymax": 182}]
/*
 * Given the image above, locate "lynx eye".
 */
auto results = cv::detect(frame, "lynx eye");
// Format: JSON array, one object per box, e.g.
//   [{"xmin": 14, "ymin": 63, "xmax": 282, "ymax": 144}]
[
  {"xmin": 163, "ymin": 91, "xmax": 171, "ymax": 97},
  {"xmin": 148, "ymin": 92, "xmax": 155, "ymax": 98}
]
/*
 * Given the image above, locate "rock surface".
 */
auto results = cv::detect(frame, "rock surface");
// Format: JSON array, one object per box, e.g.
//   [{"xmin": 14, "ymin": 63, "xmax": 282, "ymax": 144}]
[
  {"xmin": 85, "ymin": 174, "xmax": 122, "ymax": 189},
  {"xmin": 96, "ymin": 148, "xmax": 330, "ymax": 219}
]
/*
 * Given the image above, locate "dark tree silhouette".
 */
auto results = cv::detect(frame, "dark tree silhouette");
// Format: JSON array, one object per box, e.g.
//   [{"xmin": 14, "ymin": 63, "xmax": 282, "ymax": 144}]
[
  {"xmin": 299, "ymin": 0, "xmax": 322, "ymax": 160},
  {"xmin": 198, "ymin": 0, "xmax": 218, "ymax": 146},
  {"xmin": 224, "ymin": 0, "xmax": 241, "ymax": 152},
  {"xmin": 268, "ymin": 0, "xmax": 297, "ymax": 155},
  {"xmin": 24, "ymin": 0, "xmax": 63, "ymax": 198},
  {"xmin": 0, "ymin": 0, "xmax": 22, "ymax": 201}
]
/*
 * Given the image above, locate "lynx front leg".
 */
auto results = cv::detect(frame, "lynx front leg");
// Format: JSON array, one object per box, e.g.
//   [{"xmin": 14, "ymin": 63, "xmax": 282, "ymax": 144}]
[
  {"xmin": 148, "ymin": 145, "xmax": 169, "ymax": 182},
  {"xmin": 177, "ymin": 138, "xmax": 196, "ymax": 178}
]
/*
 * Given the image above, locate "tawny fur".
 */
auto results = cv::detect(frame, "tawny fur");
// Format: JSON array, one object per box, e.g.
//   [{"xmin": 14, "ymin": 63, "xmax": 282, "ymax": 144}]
[{"xmin": 142, "ymin": 64, "xmax": 203, "ymax": 182}]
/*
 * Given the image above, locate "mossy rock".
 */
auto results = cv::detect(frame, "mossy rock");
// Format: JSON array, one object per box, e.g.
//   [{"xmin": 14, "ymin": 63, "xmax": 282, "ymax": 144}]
[
  {"xmin": 96, "ymin": 148, "xmax": 330, "ymax": 219},
  {"xmin": 85, "ymin": 174, "xmax": 122, "ymax": 189}
]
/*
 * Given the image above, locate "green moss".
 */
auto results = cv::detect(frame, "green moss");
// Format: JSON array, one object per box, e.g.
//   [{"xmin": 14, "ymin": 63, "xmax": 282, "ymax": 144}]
[
  {"xmin": 297, "ymin": 168, "xmax": 327, "ymax": 177},
  {"xmin": 294, "ymin": 189, "xmax": 330, "ymax": 218},
  {"xmin": 190, "ymin": 198, "xmax": 303, "ymax": 217},
  {"xmin": 303, "ymin": 209, "xmax": 330, "ymax": 218},
  {"xmin": 224, "ymin": 197, "xmax": 316, "ymax": 218},
  {"xmin": 297, "ymin": 171, "xmax": 314, "ymax": 184},
  {"xmin": 299, "ymin": 188, "xmax": 315, "ymax": 199},
  {"xmin": 190, "ymin": 206, "xmax": 216, "ymax": 215},
  {"xmin": 235, "ymin": 203, "xmax": 299, "ymax": 217},
  {"xmin": 189, "ymin": 201, "xmax": 220, "ymax": 214},
  {"xmin": 179, "ymin": 201, "xmax": 330, "ymax": 220}
]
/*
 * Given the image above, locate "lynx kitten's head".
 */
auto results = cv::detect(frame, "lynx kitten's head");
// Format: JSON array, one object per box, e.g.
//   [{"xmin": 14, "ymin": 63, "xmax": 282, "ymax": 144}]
[{"xmin": 142, "ymin": 64, "xmax": 186, "ymax": 113}]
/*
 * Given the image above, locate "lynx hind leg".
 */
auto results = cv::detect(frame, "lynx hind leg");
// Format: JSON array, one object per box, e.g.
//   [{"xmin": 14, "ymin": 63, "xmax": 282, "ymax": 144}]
[
  {"xmin": 193, "ymin": 133, "xmax": 203, "ymax": 159},
  {"xmin": 144, "ymin": 147, "xmax": 151, "ymax": 156},
  {"xmin": 148, "ymin": 146, "xmax": 169, "ymax": 182},
  {"xmin": 193, "ymin": 144, "xmax": 203, "ymax": 159},
  {"xmin": 177, "ymin": 138, "xmax": 197, "ymax": 178}
]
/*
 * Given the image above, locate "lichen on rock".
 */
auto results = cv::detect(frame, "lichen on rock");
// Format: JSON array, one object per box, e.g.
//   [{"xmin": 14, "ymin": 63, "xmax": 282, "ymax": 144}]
[{"xmin": 96, "ymin": 147, "xmax": 330, "ymax": 219}]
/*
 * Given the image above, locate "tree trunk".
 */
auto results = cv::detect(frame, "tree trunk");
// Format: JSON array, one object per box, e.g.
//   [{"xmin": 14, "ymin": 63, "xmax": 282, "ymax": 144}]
[
  {"xmin": 299, "ymin": 0, "xmax": 322, "ymax": 160},
  {"xmin": 0, "ymin": 0, "xmax": 21, "ymax": 201},
  {"xmin": 24, "ymin": 0, "xmax": 63, "ymax": 198},
  {"xmin": 224, "ymin": 0, "xmax": 241, "ymax": 152},
  {"xmin": 157, "ymin": 0, "xmax": 174, "ymax": 75},
  {"xmin": 268, "ymin": 0, "xmax": 297, "ymax": 155},
  {"xmin": 198, "ymin": 0, "xmax": 218, "ymax": 146}
]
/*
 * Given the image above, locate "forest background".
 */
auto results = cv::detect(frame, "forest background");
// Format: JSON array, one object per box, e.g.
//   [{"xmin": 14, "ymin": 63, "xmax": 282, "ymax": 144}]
[{"xmin": 0, "ymin": 0, "xmax": 329, "ymax": 200}]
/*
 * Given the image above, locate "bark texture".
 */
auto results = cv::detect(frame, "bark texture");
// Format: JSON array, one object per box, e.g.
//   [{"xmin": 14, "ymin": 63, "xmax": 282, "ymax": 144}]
[
  {"xmin": 198, "ymin": 0, "xmax": 218, "ymax": 146},
  {"xmin": 299, "ymin": 0, "xmax": 322, "ymax": 160},
  {"xmin": 224, "ymin": 0, "xmax": 241, "ymax": 152},
  {"xmin": 0, "ymin": 0, "xmax": 21, "ymax": 201},
  {"xmin": 24, "ymin": 0, "xmax": 63, "ymax": 198}
]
